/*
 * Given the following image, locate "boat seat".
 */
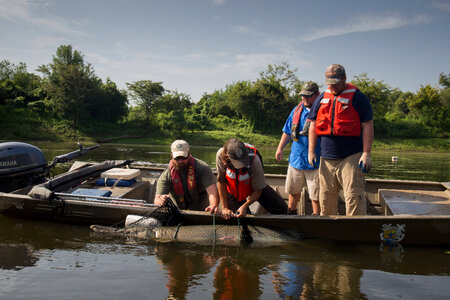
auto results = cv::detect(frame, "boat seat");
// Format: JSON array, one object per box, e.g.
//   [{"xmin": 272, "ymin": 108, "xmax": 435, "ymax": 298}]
[{"xmin": 378, "ymin": 189, "xmax": 450, "ymax": 215}]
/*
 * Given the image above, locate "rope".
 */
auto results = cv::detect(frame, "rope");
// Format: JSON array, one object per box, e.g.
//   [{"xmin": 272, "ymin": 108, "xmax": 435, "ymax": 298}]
[
  {"xmin": 237, "ymin": 217, "xmax": 240, "ymax": 242},
  {"xmin": 173, "ymin": 223, "xmax": 183, "ymax": 239},
  {"xmin": 213, "ymin": 214, "xmax": 216, "ymax": 242}
]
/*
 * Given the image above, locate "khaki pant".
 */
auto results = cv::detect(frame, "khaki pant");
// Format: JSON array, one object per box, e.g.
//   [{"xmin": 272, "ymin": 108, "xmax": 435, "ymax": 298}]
[
  {"xmin": 285, "ymin": 165, "xmax": 319, "ymax": 201},
  {"xmin": 319, "ymin": 152, "xmax": 367, "ymax": 216}
]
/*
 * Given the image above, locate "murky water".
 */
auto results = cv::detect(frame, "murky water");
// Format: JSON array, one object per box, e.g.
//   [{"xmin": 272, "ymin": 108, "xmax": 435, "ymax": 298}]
[
  {"xmin": 1, "ymin": 141, "xmax": 449, "ymax": 299},
  {"xmin": 38, "ymin": 141, "xmax": 450, "ymax": 181}
]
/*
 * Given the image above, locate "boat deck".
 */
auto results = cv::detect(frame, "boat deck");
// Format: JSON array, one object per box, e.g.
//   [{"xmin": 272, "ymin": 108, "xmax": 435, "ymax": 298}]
[{"xmin": 379, "ymin": 184, "xmax": 450, "ymax": 215}]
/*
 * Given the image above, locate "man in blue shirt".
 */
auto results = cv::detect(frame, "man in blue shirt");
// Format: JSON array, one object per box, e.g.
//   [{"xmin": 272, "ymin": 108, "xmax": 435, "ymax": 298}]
[
  {"xmin": 276, "ymin": 81, "xmax": 321, "ymax": 215},
  {"xmin": 308, "ymin": 64, "xmax": 373, "ymax": 215}
]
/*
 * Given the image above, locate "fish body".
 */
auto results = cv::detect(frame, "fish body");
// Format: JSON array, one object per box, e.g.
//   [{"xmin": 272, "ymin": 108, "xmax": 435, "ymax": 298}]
[{"xmin": 90, "ymin": 221, "xmax": 302, "ymax": 245}]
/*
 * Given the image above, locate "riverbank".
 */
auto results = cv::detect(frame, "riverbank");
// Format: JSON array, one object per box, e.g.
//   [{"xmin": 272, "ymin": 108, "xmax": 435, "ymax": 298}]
[
  {"xmin": 2, "ymin": 126, "xmax": 448, "ymax": 153},
  {"xmin": 112, "ymin": 131, "xmax": 450, "ymax": 153}
]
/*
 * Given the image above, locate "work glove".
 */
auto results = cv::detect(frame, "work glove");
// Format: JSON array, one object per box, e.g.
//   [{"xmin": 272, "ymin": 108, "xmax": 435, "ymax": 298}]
[
  {"xmin": 308, "ymin": 151, "xmax": 318, "ymax": 168},
  {"xmin": 358, "ymin": 152, "xmax": 372, "ymax": 173}
]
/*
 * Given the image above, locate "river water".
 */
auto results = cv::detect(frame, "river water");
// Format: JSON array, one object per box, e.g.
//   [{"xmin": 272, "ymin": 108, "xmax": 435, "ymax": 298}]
[{"xmin": 1, "ymin": 141, "xmax": 449, "ymax": 299}]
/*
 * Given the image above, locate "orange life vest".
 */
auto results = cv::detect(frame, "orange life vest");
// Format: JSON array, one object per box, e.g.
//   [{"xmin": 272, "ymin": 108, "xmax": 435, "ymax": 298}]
[
  {"xmin": 169, "ymin": 156, "xmax": 196, "ymax": 203},
  {"xmin": 290, "ymin": 102, "xmax": 304, "ymax": 141},
  {"xmin": 225, "ymin": 144, "xmax": 259, "ymax": 202},
  {"xmin": 316, "ymin": 83, "xmax": 361, "ymax": 136}
]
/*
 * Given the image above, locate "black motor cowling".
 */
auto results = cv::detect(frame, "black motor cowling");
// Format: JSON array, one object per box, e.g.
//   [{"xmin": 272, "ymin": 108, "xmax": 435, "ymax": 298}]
[{"xmin": 0, "ymin": 142, "xmax": 48, "ymax": 192}]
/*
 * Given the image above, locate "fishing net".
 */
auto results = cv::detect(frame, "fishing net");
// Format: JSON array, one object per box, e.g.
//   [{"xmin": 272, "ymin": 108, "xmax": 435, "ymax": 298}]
[{"xmin": 145, "ymin": 197, "xmax": 184, "ymax": 227}]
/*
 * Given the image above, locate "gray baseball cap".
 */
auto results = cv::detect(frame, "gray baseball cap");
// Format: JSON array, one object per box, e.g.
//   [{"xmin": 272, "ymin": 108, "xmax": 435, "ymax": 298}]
[{"xmin": 325, "ymin": 64, "xmax": 346, "ymax": 84}]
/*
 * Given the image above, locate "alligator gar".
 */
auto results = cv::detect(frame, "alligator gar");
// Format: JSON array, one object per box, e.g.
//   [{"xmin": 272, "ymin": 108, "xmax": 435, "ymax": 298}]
[{"xmin": 90, "ymin": 217, "xmax": 302, "ymax": 245}]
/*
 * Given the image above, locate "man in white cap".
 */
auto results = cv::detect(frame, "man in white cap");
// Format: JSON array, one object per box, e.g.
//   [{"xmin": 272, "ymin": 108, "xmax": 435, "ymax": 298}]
[
  {"xmin": 154, "ymin": 140, "xmax": 219, "ymax": 213},
  {"xmin": 308, "ymin": 64, "xmax": 374, "ymax": 216},
  {"xmin": 216, "ymin": 138, "xmax": 288, "ymax": 218}
]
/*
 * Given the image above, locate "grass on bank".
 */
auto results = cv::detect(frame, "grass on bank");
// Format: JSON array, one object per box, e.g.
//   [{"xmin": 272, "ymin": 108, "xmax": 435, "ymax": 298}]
[
  {"xmin": 1, "ymin": 106, "xmax": 448, "ymax": 152},
  {"xmin": 117, "ymin": 130, "xmax": 449, "ymax": 153}
]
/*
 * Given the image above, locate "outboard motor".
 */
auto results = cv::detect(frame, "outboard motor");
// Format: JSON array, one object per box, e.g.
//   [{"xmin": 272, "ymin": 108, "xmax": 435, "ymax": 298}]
[
  {"xmin": 0, "ymin": 142, "xmax": 48, "ymax": 192},
  {"xmin": 0, "ymin": 142, "xmax": 99, "ymax": 193}
]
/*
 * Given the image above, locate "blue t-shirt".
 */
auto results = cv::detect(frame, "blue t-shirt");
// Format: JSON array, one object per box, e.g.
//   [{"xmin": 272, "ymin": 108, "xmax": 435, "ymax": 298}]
[
  {"xmin": 308, "ymin": 89, "xmax": 373, "ymax": 159},
  {"xmin": 282, "ymin": 103, "xmax": 320, "ymax": 170}
]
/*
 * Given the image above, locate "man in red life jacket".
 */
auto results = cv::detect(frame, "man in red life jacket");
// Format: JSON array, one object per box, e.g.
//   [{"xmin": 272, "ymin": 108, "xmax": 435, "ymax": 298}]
[
  {"xmin": 275, "ymin": 81, "xmax": 321, "ymax": 215},
  {"xmin": 308, "ymin": 64, "xmax": 374, "ymax": 216},
  {"xmin": 216, "ymin": 138, "xmax": 288, "ymax": 219},
  {"xmin": 154, "ymin": 140, "xmax": 219, "ymax": 213}
]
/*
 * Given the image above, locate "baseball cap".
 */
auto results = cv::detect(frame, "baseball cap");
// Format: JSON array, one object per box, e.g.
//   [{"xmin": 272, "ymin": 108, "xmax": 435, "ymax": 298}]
[
  {"xmin": 299, "ymin": 81, "xmax": 319, "ymax": 96},
  {"xmin": 171, "ymin": 140, "xmax": 190, "ymax": 158},
  {"xmin": 325, "ymin": 64, "xmax": 346, "ymax": 84},
  {"xmin": 226, "ymin": 138, "xmax": 250, "ymax": 169}
]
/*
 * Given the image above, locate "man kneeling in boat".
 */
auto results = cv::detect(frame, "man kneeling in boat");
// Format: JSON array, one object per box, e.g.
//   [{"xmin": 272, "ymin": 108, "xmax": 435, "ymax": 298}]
[
  {"xmin": 154, "ymin": 140, "xmax": 219, "ymax": 214},
  {"xmin": 216, "ymin": 138, "xmax": 288, "ymax": 218}
]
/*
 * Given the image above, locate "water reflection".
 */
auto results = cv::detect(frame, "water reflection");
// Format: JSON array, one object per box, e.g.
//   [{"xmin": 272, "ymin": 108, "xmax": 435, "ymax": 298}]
[
  {"xmin": 0, "ymin": 243, "xmax": 38, "ymax": 270},
  {"xmin": 1, "ymin": 213, "xmax": 449, "ymax": 299}
]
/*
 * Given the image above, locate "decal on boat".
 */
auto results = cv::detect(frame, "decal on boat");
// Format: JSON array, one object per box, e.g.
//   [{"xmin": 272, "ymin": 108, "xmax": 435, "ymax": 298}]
[{"xmin": 380, "ymin": 224, "xmax": 406, "ymax": 243}]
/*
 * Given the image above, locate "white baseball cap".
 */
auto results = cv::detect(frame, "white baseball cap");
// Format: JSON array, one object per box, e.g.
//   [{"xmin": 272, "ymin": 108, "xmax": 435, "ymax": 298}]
[{"xmin": 171, "ymin": 140, "xmax": 190, "ymax": 158}]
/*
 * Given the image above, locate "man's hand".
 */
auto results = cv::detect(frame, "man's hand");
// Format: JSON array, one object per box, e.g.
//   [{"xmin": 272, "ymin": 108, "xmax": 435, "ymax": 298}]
[
  {"xmin": 205, "ymin": 205, "xmax": 219, "ymax": 214},
  {"xmin": 308, "ymin": 151, "xmax": 318, "ymax": 168},
  {"xmin": 358, "ymin": 152, "xmax": 372, "ymax": 173},
  {"xmin": 221, "ymin": 208, "xmax": 234, "ymax": 220},
  {"xmin": 235, "ymin": 205, "xmax": 248, "ymax": 218},
  {"xmin": 275, "ymin": 149, "xmax": 283, "ymax": 161},
  {"xmin": 154, "ymin": 194, "xmax": 169, "ymax": 206}
]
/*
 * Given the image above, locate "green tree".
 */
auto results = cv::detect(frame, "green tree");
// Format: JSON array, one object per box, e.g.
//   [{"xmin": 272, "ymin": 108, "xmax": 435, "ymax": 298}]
[
  {"xmin": 439, "ymin": 73, "xmax": 450, "ymax": 88},
  {"xmin": 87, "ymin": 78, "xmax": 128, "ymax": 123},
  {"xmin": 0, "ymin": 60, "xmax": 42, "ymax": 105},
  {"xmin": 126, "ymin": 80, "xmax": 165, "ymax": 129},
  {"xmin": 351, "ymin": 73, "xmax": 395, "ymax": 120},
  {"xmin": 408, "ymin": 85, "xmax": 447, "ymax": 132},
  {"xmin": 258, "ymin": 61, "xmax": 301, "ymax": 95},
  {"xmin": 38, "ymin": 45, "xmax": 100, "ymax": 128}
]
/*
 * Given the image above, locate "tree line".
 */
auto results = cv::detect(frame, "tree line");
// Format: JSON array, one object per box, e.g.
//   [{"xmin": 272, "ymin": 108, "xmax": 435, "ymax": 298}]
[{"xmin": 1, "ymin": 44, "xmax": 448, "ymax": 139}]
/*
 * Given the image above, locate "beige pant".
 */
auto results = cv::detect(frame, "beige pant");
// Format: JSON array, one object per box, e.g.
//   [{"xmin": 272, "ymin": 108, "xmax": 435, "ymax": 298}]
[
  {"xmin": 285, "ymin": 165, "xmax": 319, "ymax": 201},
  {"xmin": 319, "ymin": 152, "xmax": 367, "ymax": 216}
]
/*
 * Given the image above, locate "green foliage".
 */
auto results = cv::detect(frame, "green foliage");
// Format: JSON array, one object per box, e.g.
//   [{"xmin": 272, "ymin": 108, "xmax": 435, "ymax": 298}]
[
  {"xmin": 38, "ymin": 45, "xmax": 100, "ymax": 128},
  {"xmin": 126, "ymin": 80, "xmax": 165, "ymax": 129},
  {"xmin": 351, "ymin": 73, "xmax": 395, "ymax": 120},
  {"xmin": 0, "ymin": 60, "xmax": 42, "ymax": 105},
  {"xmin": 408, "ymin": 85, "xmax": 448, "ymax": 133},
  {"xmin": 36, "ymin": 45, "xmax": 127, "ymax": 129}
]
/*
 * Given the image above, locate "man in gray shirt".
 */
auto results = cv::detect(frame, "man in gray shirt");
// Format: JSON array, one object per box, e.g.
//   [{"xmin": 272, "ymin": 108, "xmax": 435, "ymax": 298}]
[{"xmin": 154, "ymin": 140, "xmax": 219, "ymax": 213}]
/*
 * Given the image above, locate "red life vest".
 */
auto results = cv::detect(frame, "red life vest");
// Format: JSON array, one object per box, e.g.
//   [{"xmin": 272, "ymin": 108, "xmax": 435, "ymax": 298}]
[
  {"xmin": 225, "ymin": 144, "xmax": 259, "ymax": 202},
  {"xmin": 169, "ymin": 156, "xmax": 196, "ymax": 202},
  {"xmin": 290, "ymin": 102, "xmax": 304, "ymax": 141},
  {"xmin": 316, "ymin": 83, "xmax": 361, "ymax": 136}
]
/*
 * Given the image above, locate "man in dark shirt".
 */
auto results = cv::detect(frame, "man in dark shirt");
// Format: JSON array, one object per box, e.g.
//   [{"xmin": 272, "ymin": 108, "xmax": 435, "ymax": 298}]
[{"xmin": 308, "ymin": 64, "xmax": 374, "ymax": 215}]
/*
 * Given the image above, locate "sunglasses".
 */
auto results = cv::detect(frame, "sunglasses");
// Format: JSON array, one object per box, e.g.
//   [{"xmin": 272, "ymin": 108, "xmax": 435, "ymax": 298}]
[
  {"xmin": 300, "ymin": 94, "xmax": 315, "ymax": 98},
  {"xmin": 174, "ymin": 156, "xmax": 188, "ymax": 161}
]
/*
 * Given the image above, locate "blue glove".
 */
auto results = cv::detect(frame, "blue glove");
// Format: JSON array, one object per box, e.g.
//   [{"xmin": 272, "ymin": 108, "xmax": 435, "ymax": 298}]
[{"xmin": 358, "ymin": 152, "xmax": 372, "ymax": 173}]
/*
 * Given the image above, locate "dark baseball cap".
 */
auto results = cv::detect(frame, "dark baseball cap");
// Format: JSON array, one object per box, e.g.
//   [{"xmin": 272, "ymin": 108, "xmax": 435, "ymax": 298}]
[
  {"xmin": 299, "ymin": 81, "xmax": 319, "ymax": 96},
  {"xmin": 226, "ymin": 138, "xmax": 250, "ymax": 169}
]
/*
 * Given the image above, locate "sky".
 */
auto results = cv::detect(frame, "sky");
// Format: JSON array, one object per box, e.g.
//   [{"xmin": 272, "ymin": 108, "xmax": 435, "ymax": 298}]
[{"xmin": 1, "ymin": 0, "xmax": 449, "ymax": 102}]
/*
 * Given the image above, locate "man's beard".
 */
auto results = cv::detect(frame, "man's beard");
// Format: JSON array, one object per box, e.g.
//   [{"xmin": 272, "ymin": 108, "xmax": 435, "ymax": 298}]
[{"xmin": 173, "ymin": 161, "xmax": 188, "ymax": 171}]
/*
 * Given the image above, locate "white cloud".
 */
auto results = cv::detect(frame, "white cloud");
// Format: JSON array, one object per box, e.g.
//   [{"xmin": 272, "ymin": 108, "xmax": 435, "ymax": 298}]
[
  {"xmin": 210, "ymin": 0, "xmax": 225, "ymax": 5},
  {"xmin": 303, "ymin": 14, "xmax": 433, "ymax": 42},
  {"xmin": 233, "ymin": 25, "xmax": 251, "ymax": 34},
  {"xmin": 0, "ymin": 0, "xmax": 89, "ymax": 37},
  {"xmin": 432, "ymin": 0, "xmax": 450, "ymax": 12}
]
